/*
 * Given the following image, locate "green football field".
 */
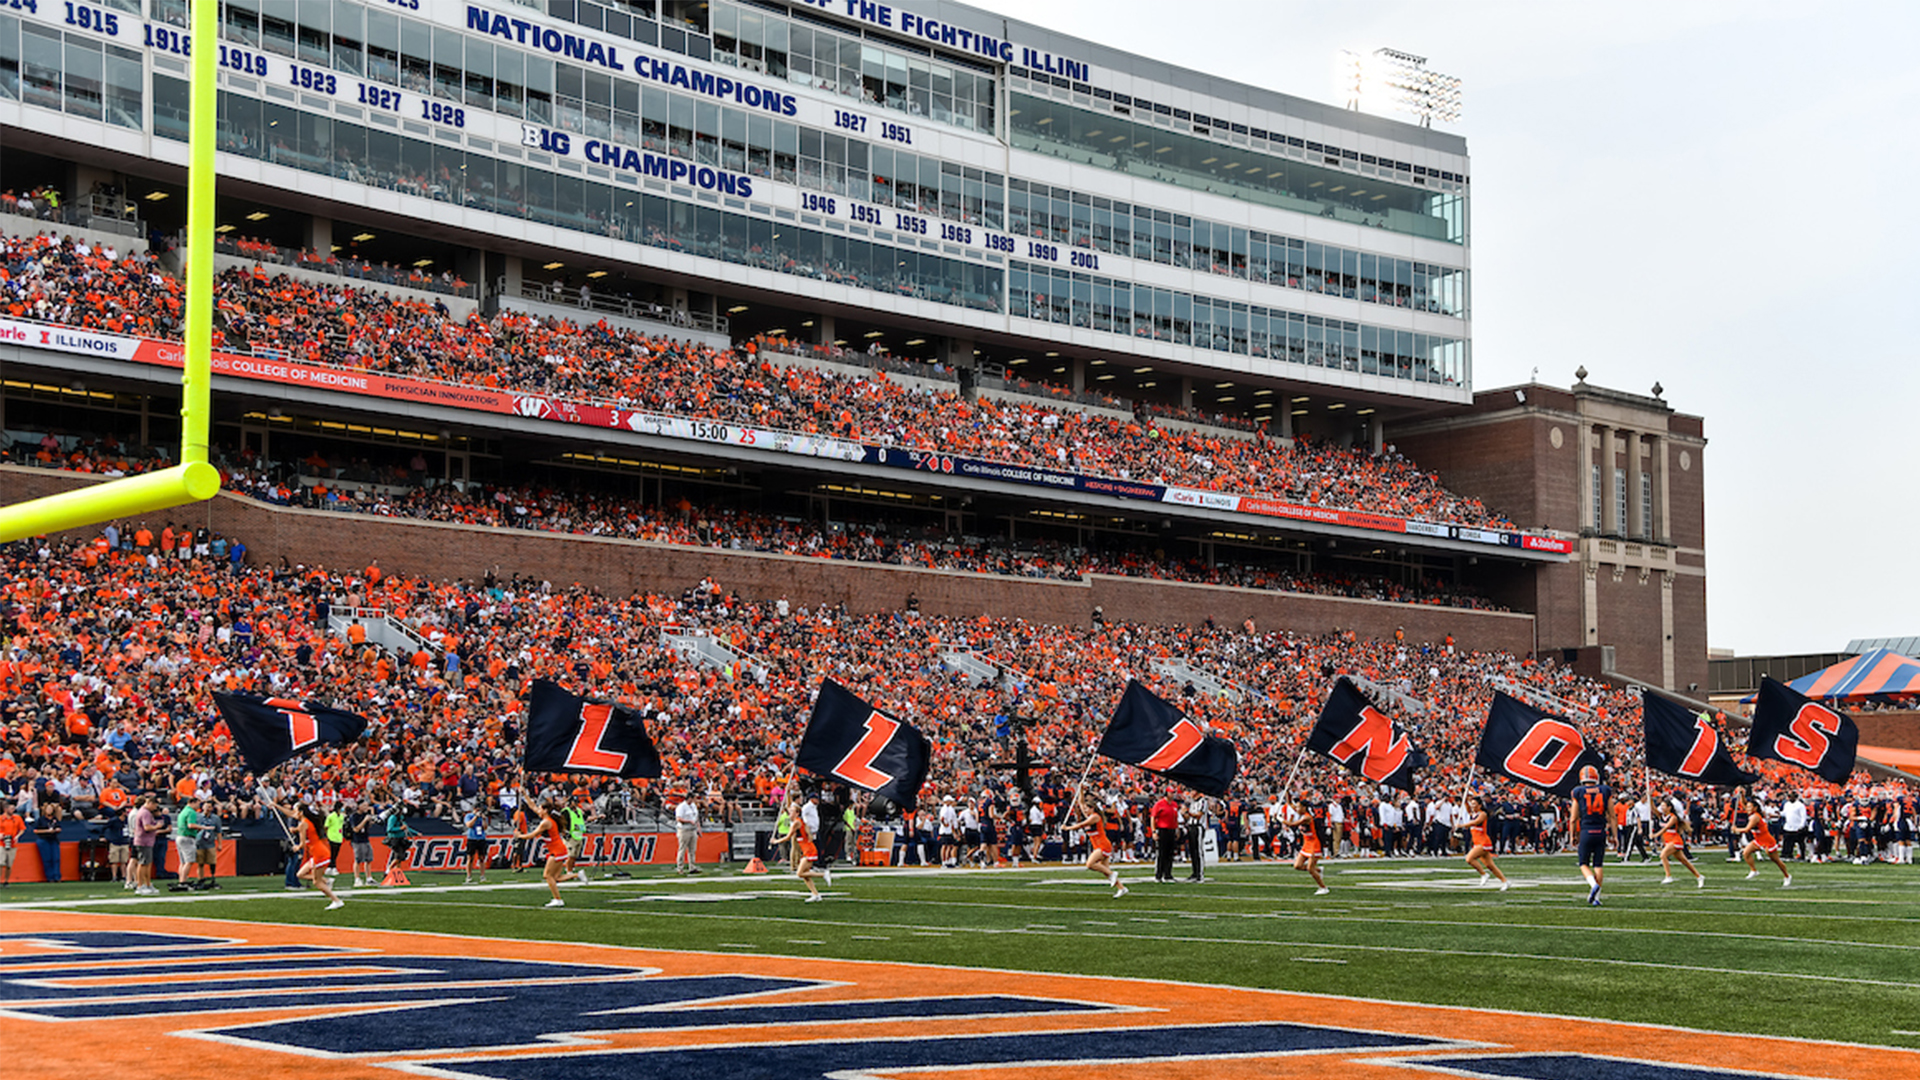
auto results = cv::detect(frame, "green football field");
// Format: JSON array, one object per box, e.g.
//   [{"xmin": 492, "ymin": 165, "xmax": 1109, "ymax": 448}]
[{"xmin": 5, "ymin": 855, "xmax": 1916, "ymax": 1049}]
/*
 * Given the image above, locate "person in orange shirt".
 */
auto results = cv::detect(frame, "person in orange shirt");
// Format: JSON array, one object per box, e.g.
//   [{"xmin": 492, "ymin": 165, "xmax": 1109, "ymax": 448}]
[
  {"xmin": 0, "ymin": 808, "xmax": 24, "ymax": 886},
  {"xmin": 1738, "ymin": 793, "xmax": 1791, "ymax": 888},
  {"xmin": 1283, "ymin": 794, "xmax": 1329, "ymax": 896},
  {"xmin": 292, "ymin": 801, "xmax": 345, "ymax": 909},
  {"xmin": 1065, "ymin": 791, "xmax": 1125, "ymax": 899},
  {"xmin": 513, "ymin": 798, "xmax": 572, "ymax": 908},
  {"xmin": 1456, "ymin": 794, "xmax": 1510, "ymax": 892}
]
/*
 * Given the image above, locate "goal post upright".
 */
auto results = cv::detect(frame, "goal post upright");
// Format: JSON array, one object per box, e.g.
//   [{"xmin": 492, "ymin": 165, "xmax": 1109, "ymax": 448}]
[{"xmin": 0, "ymin": 0, "xmax": 220, "ymax": 543}]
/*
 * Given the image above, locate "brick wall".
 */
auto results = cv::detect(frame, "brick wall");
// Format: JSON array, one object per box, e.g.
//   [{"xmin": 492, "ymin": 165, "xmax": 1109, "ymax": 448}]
[
  {"xmin": 1, "ymin": 467, "xmax": 1535, "ymax": 654},
  {"xmin": 1855, "ymin": 712, "xmax": 1919, "ymax": 752}
]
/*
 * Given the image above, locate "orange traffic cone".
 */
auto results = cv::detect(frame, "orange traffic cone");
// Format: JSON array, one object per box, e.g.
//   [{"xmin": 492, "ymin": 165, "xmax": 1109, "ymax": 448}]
[{"xmin": 743, "ymin": 857, "xmax": 768, "ymax": 874}]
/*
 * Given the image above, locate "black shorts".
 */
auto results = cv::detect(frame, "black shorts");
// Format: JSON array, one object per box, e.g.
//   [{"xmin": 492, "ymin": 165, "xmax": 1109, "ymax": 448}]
[
  {"xmin": 1577, "ymin": 832, "xmax": 1608, "ymax": 867},
  {"xmin": 465, "ymin": 837, "xmax": 488, "ymax": 857},
  {"xmin": 962, "ymin": 828, "xmax": 981, "ymax": 845}
]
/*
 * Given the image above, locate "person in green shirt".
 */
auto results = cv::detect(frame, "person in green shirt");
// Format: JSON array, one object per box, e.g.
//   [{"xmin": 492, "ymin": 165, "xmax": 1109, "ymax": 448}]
[
  {"xmin": 173, "ymin": 802, "xmax": 200, "ymax": 885},
  {"xmin": 323, "ymin": 808, "xmax": 346, "ymax": 883},
  {"xmin": 562, "ymin": 803, "xmax": 589, "ymax": 884}
]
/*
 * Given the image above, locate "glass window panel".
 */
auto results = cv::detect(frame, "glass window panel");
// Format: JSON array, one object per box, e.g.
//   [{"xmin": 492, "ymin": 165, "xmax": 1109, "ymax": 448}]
[{"xmin": 104, "ymin": 43, "xmax": 141, "ymax": 128}]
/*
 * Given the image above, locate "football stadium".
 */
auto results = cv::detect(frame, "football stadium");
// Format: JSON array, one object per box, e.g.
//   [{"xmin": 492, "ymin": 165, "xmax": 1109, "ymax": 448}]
[{"xmin": 0, "ymin": 1, "xmax": 1916, "ymax": 1078}]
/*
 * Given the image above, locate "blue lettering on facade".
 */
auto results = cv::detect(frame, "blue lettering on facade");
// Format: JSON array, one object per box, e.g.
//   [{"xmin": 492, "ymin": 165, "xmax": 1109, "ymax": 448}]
[
  {"xmin": 468, "ymin": 4, "xmax": 627, "ymax": 72},
  {"xmin": 587, "ymin": 140, "xmax": 752, "ymax": 198}
]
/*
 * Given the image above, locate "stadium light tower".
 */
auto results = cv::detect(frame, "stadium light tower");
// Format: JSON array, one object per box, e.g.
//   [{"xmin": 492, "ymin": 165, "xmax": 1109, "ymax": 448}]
[{"xmin": 1341, "ymin": 48, "xmax": 1463, "ymax": 128}]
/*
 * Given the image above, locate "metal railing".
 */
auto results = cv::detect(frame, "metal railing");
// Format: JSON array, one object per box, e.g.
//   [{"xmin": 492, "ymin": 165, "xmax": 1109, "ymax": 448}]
[
  {"xmin": 214, "ymin": 236, "xmax": 480, "ymax": 299},
  {"xmin": 1151, "ymin": 658, "xmax": 1249, "ymax": 706},
  {"xmin": 498, "ymin": 278, "xmax": 728, "ymax": 334}
]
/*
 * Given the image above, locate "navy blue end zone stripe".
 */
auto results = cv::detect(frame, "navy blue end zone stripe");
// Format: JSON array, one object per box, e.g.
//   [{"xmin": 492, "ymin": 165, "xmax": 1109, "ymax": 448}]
[
  {"xmin": 0, "ymin": 945, "xmax": 354, "ymax": 970},
  {"xmin": 1393, "ymin": 1055, "xmax": 1810, "ymax": 1080},
  {"xmin": 202, "ymin": 975, "xmax": 827, "ymax": 1052},
  {"xmin": 420, "ymin": 1023, "xmax": 1446, "ymax": 1080},
  {"xmin": 1, "ymin": 958, "xmax": 676, "ymax": 1013},
  {"xmin": 0, "ymin": 931, "xmax": 251, "ymax": 957}
]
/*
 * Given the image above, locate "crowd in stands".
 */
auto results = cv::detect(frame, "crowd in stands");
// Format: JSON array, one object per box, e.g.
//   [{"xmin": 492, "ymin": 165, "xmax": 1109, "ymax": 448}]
[
  {"xmin": 212, "ymin": 234, "xmax": 476, "ymax": 299},
  {"xmin": 6, "ymin": 429, "xmax": 1507, "ymax": 613},
  {"xmin": 1, "ymin": 228, "xmax": 1519, "ymax": 530},
  {"xmin": 2, "ymin": 529, "xmax": 1909, "ymax": 883}
]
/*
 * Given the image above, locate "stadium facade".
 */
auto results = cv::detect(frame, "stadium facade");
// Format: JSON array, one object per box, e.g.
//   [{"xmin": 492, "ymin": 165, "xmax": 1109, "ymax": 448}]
[{"xmin": 0, "ymin": 0, "xmax": 1704, "ymax": 690}]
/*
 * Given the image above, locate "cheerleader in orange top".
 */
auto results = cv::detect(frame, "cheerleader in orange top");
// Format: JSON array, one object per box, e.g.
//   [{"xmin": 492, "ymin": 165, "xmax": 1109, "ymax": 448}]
[
  {"xmin": 785, "ymin": 788, "xmax": 830, "ymax": 902},
  {"xmin": 1738, "ymin": 793, "xmax": 1791, "ymax": 887},
  {"xmin": 1657, "ymin": 796, "xmax": 1704, "ymax": 887},
  {"xmin": 1457, "ymin": 795, "xmax": 1509, "ymax": 892},
  {"xmin": 513, "ymin": 798, "xmax": 573, "ymax": 908},
  {"xmin": 1283, "ymin": 795, "xmax": 1329, "ymax": 895},
  {"xmin": 285, "ymin": 800, "xmax": 343, "ymax": 911},
  {"xmin": 1064, "ymin": 792, "xmax": 1125, "ymax": 898}
]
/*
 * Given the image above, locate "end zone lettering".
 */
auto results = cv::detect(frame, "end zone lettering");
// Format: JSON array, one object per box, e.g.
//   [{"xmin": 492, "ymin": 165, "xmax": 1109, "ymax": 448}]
[{"xmin": 584, "ymin": 140, "xmax": 755, "ymax": 196}]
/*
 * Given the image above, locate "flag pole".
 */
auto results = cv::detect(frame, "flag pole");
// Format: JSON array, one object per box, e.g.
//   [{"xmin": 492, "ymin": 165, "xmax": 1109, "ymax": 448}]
[
  {"xmin": 1070, "ymin": 745, "xmax": 1099, "ymax": 812},
  {"xmin": 1277, "ymin": 747, "xmax": 1310, "ymax": 807},
  {"xmin": 1459, "ymin": 763, "xmax": 1477, "ymax": 808}
]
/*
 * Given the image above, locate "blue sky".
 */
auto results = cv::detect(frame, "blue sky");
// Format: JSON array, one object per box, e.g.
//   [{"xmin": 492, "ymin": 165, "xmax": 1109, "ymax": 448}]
[{"xmin": 969, "ymin": 0, "xmax": 1920, "ymax": 655}]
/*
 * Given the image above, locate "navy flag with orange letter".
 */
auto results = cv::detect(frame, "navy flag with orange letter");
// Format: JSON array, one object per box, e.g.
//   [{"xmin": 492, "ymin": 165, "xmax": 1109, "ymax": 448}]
[
  {"xmin": 1746, "ymin": 676, "xmax": 1859, "ymax": 784},
  {"xmin": 213, "ymin": 692, "xmax": 371, "ymax": 776},
  {"xmin": 1307, "ymin": 677, "xmax": 1426, "ymax": 793},
  {"xmin": 1474, "ymin": 691, "xmax": 1607, "ymax": 797},
  {"xmin": 1642, "ymin": 690, "xmax": 1759, "ymax": 787},
  {"xmin": 796, "ymin": 680, "xmax": 932, "ymax": 810},
  {"xmin": 1099, "ymin": 680, "xmax": 1239, "ymax": 797},
  {"xmin": 523, "ymin": 679, "xmax": 662, "ymax": 779}
]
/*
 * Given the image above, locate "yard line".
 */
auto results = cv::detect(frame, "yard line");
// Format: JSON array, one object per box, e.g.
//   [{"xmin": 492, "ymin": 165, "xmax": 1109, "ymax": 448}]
[
  {"xmin": 786, "ymin": 939, "xmax": 826, "ymax": 945},
  {"xmin": 1292, "ymin": 958, "xmax": 1348, "ymax": 964},
  {"xmin": 779, "ymin": 894, "xmax": 1920, "ymax": 951},
  {"xmin": 345, "ymin": 897, "xmax": 1920, "ymax": 991},
  {"xmin": 850, "ymin": 935, "xmax": 891, "ymax": 941}
]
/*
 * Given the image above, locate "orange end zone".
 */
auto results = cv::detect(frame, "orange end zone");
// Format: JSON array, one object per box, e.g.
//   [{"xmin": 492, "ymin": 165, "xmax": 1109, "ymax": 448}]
[{"xmin": 0, "ymin": 910, "xmax": 1911, "ymax": 1080}]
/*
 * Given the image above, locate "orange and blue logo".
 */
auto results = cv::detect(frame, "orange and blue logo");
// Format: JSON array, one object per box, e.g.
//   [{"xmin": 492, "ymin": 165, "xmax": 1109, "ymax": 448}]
[{"xmin": 0, "ymin": 912, "xmax": 1910, "ymax": 1079}]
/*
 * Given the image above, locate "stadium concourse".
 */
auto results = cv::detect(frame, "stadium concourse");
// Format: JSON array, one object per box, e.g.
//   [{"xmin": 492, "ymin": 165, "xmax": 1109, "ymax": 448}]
[{"xmin": 0, "ymin": 527, "xmax": 1911, "ymax": 890}]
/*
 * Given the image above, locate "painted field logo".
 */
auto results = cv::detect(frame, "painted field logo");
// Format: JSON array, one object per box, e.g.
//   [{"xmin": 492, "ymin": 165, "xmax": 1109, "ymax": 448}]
[{"xmin": 0, "ymin": 915, "xmax": 1908, "ymax": 1080}]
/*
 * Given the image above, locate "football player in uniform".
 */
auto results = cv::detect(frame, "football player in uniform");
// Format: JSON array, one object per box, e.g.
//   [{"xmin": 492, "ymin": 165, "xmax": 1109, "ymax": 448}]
[{"xmin": 1567, "ymin": 765, "xmax": 1612, "ymax": 907}]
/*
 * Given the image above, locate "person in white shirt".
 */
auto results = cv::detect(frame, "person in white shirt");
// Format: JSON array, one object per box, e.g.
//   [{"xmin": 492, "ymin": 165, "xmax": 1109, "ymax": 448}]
[
  {"xmin": 674, "ymin": 793, "xmax": 702, "ymax": 875},
  {"xmin": 1377, "ymin": 797, "xmax": 1403, "ymax": 857},
  {"xmin": 937, "ymin": 796, "xmax": 959, "ymax": 867},
  {"xmin": 1326, "ymin": 798, "xmax": 1347, "ymax": 858},
  {"xmin": 1781, "ymin": 794, "xmax": 1810, "ymax": 861}
]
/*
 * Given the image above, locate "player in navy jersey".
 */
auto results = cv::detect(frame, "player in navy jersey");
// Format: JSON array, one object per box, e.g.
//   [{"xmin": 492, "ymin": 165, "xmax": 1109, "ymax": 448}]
[{"xmin": 1567, "ymin": 765, "xmax": 1613, "ymax": 906}]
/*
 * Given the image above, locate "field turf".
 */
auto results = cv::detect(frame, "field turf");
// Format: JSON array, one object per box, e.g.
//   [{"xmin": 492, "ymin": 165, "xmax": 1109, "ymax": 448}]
[{"xmin": 5, "ymin": 854, "xmax": 1916, "ymax": 1049}]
